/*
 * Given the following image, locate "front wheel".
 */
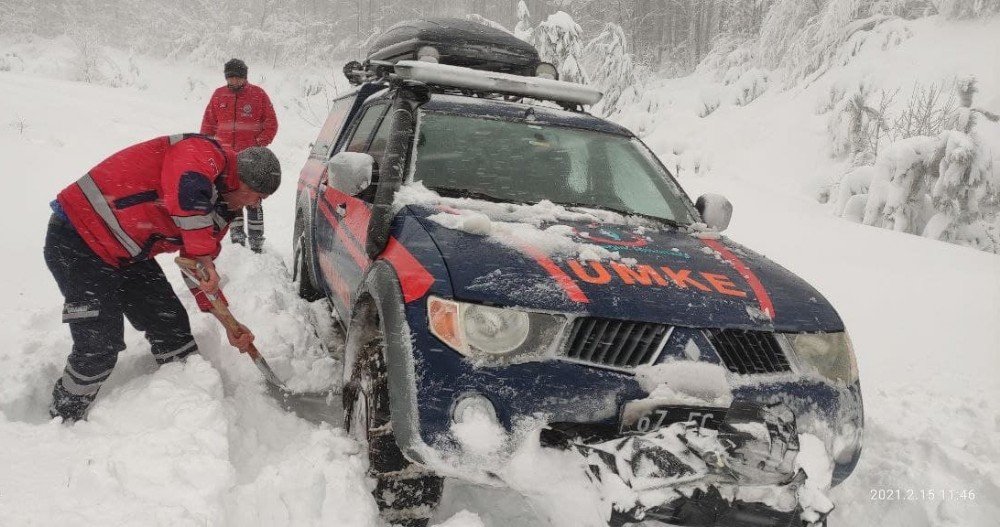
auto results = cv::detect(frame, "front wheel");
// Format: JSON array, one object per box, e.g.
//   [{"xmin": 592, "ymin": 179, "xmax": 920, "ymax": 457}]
[
  {"xmin": 344, "ymin": 330, "xmax": 443, "ymax": 527},
  {"xmin": 292, "ymin": 223, "xmax": 323, "ymax": 301}
]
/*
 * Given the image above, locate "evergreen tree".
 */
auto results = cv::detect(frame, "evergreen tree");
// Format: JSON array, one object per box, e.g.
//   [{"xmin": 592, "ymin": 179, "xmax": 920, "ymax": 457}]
[
  {"xmin": 514, "ymin": 0, "xmax": 533, "ymax": 43},
  {"xmin": 583, "ymin": 23, "xmax": 640, "ymax": 116},
  {"xmin": 532, "ymin": 11, "xmax": 589, "ymax": 85}
]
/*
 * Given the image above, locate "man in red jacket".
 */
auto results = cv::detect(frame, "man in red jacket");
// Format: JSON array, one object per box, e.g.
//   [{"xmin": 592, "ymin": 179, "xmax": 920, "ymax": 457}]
[
  {"xmin": 201, "ymin": 58, "xmax": 278, "ymax": 253},
  {"xmin": 45, "ymin": 134, "xmax": 281, "ymax": 421}
]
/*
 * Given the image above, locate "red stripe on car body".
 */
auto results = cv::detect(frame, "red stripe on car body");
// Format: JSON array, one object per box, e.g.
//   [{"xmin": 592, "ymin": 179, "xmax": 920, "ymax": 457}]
[
  {"xmin": 320, "ymin": 186, "xmax": 372, "ymax": 246},
  {"xmin": 701, "ymin": 238, "xmax": 774, "ymax": 318},
  {"xmin": 519, "ymin": 244, "xmax": 590, "ymax": 304},
  {"xmin": 317, "ymin": 251, "xmax": 351, "ymax": 306},
  {"xmin": 317, "ymin": 199, "xmax": 370, "ymax": 269},
  {"xmin": 381, "ymin": 237, "xmax": 435, "ymax": 303},
  {"xmin": 344, "ymin": 204, "xmax": 372, "ymax": 246}
]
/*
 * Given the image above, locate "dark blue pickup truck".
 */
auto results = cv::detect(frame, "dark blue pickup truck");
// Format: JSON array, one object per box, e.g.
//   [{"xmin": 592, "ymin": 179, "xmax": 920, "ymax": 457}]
[{"xmin": 293, "ymin": 19, "xmax": 862, "ymax": 527}]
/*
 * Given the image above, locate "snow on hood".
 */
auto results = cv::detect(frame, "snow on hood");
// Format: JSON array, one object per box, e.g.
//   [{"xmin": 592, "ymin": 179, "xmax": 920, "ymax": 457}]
[
  {"xmin": 397, "ymin": 183, "xmax": 843, "ymax": 332},
  {"xmin": 395, "ymin": 181, "xmax": 659, "ymax": 261}
]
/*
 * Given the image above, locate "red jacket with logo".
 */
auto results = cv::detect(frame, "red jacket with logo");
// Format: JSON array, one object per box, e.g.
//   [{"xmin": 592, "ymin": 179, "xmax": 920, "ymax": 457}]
[
  {"xmin": 200, "ymin": 83, "xmax": 278, "ymax": 152},
  {"xmin": 56, "ymin": 134, "xmax": 239, "ymax": 268}
]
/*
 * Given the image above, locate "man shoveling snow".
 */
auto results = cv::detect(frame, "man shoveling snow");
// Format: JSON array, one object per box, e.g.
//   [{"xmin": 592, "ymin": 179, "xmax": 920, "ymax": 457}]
[{"xmin": 44, "ymin": 134, "xmax": 281, "ymax": 422}]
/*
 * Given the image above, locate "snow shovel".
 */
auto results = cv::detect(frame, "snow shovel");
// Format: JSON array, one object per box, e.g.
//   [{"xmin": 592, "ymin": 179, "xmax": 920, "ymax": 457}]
[{"xmin": 175, "ymin": 256, "xmax": 288, "ymax": 390}]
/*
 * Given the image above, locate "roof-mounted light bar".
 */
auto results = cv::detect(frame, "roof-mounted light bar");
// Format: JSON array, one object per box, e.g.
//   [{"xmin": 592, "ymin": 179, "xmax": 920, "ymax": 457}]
[{"xmin": 392, "ymin": 60, "xmax": 603, "ymax": 106}]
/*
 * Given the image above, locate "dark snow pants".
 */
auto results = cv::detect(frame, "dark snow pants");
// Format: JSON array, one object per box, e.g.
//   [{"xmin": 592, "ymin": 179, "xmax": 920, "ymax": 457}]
[
  {"xmin": 230, "ymin": 204, "xmax": 264, "ymax": 252},
  {"xmin": 44, "ymin": 214, "xmax": 198, "ymax": 420}
]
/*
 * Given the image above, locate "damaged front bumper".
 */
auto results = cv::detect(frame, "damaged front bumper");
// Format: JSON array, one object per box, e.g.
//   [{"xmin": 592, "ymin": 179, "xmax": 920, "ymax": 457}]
[{"xmin": 547, "ymin": 401, "xmax": 834, "ymax": 527}]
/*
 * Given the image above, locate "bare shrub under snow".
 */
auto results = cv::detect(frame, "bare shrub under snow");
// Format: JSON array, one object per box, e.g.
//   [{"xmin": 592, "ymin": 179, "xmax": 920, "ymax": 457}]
[{"xmin": 830, "ymin": 77, "xmax": 1000, "ymax": 252}]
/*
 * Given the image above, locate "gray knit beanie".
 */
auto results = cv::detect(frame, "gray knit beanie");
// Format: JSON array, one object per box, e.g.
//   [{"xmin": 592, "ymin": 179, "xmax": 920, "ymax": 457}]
[
  {"xmin": 224, "ymin": 58, "xmax": 248, "ymax": 78},
  {"xmin": 237, "ymin": 147, "xmax": 281, "ymax": 195}
]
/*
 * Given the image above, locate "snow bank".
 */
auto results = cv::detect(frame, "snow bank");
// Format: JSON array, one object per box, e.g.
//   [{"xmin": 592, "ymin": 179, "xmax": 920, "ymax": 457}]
[
  {"xmin": 210, "ymin": 247, "xmax": 339, "ymax": 393},
  {"xmin": 0, "ymin": 55, "xmax": 371, "ymax": 527}
]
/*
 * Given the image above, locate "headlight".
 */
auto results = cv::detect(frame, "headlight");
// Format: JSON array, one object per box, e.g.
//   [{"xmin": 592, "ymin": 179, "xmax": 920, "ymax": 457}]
[
  {"xmin": 784, "ymin": 331, "xmax": 859, "ymax": 385},
  {"xmin": 464, "ymin": 303, "xmax": 530, "ymax": 353},
  {"xmin": 428, "ymin": 296, "xmax": 566, "ymax": 362}
]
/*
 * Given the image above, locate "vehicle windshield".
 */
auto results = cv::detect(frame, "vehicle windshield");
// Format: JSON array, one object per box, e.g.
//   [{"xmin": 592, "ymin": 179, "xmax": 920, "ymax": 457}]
[{"xmin": 410, "ymin": 111, "xmax": 697, "ymax": 224}]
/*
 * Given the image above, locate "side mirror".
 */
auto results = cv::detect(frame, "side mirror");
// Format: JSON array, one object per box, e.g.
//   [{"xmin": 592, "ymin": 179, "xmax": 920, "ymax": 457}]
[
  {"xmin": 695, "ymin": 194, "xmax": 733, "ymax": 231},
  {"xmin": 327, "ymin": 152, "xmax": 374, "ymax": 196}
]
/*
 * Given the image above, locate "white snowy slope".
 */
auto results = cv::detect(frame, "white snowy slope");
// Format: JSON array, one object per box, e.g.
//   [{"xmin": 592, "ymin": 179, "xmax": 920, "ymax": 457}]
[
  {"xmin": 623, "ymin": 14, "xmax": 1000, "ymax": 527},
  {"xmin": 1, "ymin": 16, "xmax": 998, "ymax": 526}
]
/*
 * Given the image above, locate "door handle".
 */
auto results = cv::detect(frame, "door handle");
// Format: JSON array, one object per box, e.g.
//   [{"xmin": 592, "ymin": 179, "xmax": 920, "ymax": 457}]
[{"xmin": 336, "ymin": 203, "xmax": 347, "ymax": 215}]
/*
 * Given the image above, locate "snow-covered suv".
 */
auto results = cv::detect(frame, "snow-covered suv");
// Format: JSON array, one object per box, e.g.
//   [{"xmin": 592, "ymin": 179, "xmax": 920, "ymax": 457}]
[{"xmin": 293, "ymin": 19, "xmax": 862, "ymax": 527}]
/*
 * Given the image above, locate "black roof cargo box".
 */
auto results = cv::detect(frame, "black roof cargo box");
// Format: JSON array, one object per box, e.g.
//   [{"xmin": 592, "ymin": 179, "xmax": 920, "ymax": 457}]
[{"xmin": 367, "ymin": 18, "xmax": 540, "ymax": 76}]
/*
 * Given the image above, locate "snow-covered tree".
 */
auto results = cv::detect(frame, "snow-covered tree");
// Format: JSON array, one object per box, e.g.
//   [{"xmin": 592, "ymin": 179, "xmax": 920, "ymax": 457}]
[
  {"xmin": 514, "ymin": 0, "xmax": 533, "ymax": 43},
  {"xmin": 583, "ymin": 23, "xmax": 640, "ymax": 116},
  {"xmin": 834, "ymin": 77, "xmax": 1000, "ymax": 253},
  {"xmin": 862, "ymin": 135, "xmax": 942, "ymax": 233},
  {"xmin": 933, "ymin": 0, "xmax": 1000, "ymax": 18},
  {"xmin": 532, "ymin": 11, "xmax": 589, "ymax": 85},
  {"xmin": 758, "ymin": 0, "xmax": 914, "ymax": 84}
]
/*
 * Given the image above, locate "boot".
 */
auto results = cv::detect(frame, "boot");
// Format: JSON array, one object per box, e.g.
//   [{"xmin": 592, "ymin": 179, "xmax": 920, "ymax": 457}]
[
  {"xmin": 249, "ymin": 235, "xmax": 264, "ymax": 254},
  {"xmin": 49, "ymin": 379, "xmax": 97, "ymax": 422},
  {"xmin": 231, "ymin": 226, "xmax": 246, "ymax": 246}
]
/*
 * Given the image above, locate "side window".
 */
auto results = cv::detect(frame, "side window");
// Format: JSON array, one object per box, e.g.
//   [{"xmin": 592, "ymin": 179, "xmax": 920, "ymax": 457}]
[
  {"xmin": 367, "ymin": 110, "xmax": 395, "ymax": 163},
  {"xmin": 355, "ymin": 111, "xmax": 396, "ymax": 203},
  {"xmin": 309, "ymin": 96, "xmax": 356, "ymax": 159},
  {"xmin": 343, "ymin": 104, "xmax": 388, "ymax": 153}
]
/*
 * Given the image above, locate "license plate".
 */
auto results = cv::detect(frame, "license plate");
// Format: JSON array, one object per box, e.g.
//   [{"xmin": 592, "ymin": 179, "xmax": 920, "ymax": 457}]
[{"xmin": 620, "ymin": 402, "xmax": 728, "ymax": 435}]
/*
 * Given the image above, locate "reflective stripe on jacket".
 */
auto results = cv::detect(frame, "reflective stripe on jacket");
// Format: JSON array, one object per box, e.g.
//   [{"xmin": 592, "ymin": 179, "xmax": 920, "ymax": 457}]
[
  {"xmin": 200, "ymin": 83, "xmax": 278, "ymax": 152},
  {"xmin": 56, "ymin": 134, "xmax": 238, "ymax": 267}
]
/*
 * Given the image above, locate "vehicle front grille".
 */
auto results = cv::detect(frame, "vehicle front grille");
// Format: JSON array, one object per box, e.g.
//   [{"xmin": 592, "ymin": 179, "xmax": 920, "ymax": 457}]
[
  {"xmin": 561, "ymin": 318, "xmax": 670, "ymax": 369},
  {"xmin": 705, "ymin": 329, "xmax": 791, "ymax": 375}
]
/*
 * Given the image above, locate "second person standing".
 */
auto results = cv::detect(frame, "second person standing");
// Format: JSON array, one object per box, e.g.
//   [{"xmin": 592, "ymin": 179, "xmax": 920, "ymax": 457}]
[{"xmin": 201, "ymin": 58, "xmax": 278, "ymax": 253}]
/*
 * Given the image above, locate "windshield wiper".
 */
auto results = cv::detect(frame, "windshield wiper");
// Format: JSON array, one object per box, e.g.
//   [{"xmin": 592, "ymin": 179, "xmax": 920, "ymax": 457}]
[
  {"xmin": 552, "ymin": 201, "xmax": 685, "ymax": 229},
  {"xmin": 429, "ymin": 186, "xmax": 509, "ymax": 203}
]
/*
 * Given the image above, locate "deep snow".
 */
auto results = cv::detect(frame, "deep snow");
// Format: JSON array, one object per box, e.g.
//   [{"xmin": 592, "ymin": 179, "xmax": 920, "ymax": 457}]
[{"xmin": 1, "ymin": 15, "xmax": 999, "ymax": 527}]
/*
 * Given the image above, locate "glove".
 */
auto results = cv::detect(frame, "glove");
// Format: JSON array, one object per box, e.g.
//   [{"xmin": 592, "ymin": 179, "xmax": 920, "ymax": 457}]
[
  {"xmin": 226, "ymin": 322, "xmax": 255, "ymax": 351},
  {"xmin": 190, "ymin": 287, "xmax": 228, "ymax": 313}
]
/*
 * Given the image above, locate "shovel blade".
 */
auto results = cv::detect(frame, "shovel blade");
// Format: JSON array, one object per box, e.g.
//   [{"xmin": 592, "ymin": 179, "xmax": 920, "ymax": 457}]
[
  {"xmin": 252, "ymin": 355, "xmax": 288, "ymax": 389},
  {"xmin": 265, "ymin": 382, "xmax": 343, "ymax": 425}
]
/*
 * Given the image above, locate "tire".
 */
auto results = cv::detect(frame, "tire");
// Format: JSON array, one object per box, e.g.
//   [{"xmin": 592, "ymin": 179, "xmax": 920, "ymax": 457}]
[
  {"xmin": 345, "ymin": 330, "xmax": 443, "ymax": 527},
  {"xmin": 293, "ymin": 212, "xmax": 324, "ymax": 302}
]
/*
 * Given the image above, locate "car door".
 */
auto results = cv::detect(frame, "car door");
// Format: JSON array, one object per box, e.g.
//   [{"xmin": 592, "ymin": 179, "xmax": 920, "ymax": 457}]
[{"xmin": 315, "ymin": 100, "xmax": 395, "ymax": 318}]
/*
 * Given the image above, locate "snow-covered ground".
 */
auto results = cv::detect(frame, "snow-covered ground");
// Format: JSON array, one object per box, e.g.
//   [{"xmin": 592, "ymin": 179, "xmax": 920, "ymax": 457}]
[
  {"xmin": 617, "ymin": 15, "xmax": 1000, "ymax": 526},
  {"xmin": 1, "ymin": 16, "xmax": 998, "ymax": 526}
]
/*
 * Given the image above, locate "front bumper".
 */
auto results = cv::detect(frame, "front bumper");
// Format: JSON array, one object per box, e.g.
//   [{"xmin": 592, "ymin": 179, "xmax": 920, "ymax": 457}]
[{"xmin": 388, "ymin": 301, "xmax": 863, "ymax": 487}]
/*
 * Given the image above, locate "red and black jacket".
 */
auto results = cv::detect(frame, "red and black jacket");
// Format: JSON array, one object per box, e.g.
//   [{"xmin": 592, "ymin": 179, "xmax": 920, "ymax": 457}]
[
  {"xmin": 56, "ymin": 134, "xmax": 239, "ymax": 267},
  {"xmin": 200, "ymin": 83, "xmax": 278, "ymax": 152}
]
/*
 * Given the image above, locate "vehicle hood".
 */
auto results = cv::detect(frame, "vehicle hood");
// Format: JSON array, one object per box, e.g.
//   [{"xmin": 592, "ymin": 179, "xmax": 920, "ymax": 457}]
[{"xmin": 405, "ymin": 204, "xmax": 843, "ymax": 332}]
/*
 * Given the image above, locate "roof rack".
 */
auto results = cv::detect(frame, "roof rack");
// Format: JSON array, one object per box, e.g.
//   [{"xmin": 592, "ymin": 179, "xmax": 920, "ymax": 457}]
[{"xmin": 390, "ymin": 60, "xmax": 603, "ymax": 108}]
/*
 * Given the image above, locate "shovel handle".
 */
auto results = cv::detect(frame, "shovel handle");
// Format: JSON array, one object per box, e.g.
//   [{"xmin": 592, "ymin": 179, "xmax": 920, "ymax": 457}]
[{"xmin": 175, "ymin": 257, "xmax": 260, "ymax": 359}]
